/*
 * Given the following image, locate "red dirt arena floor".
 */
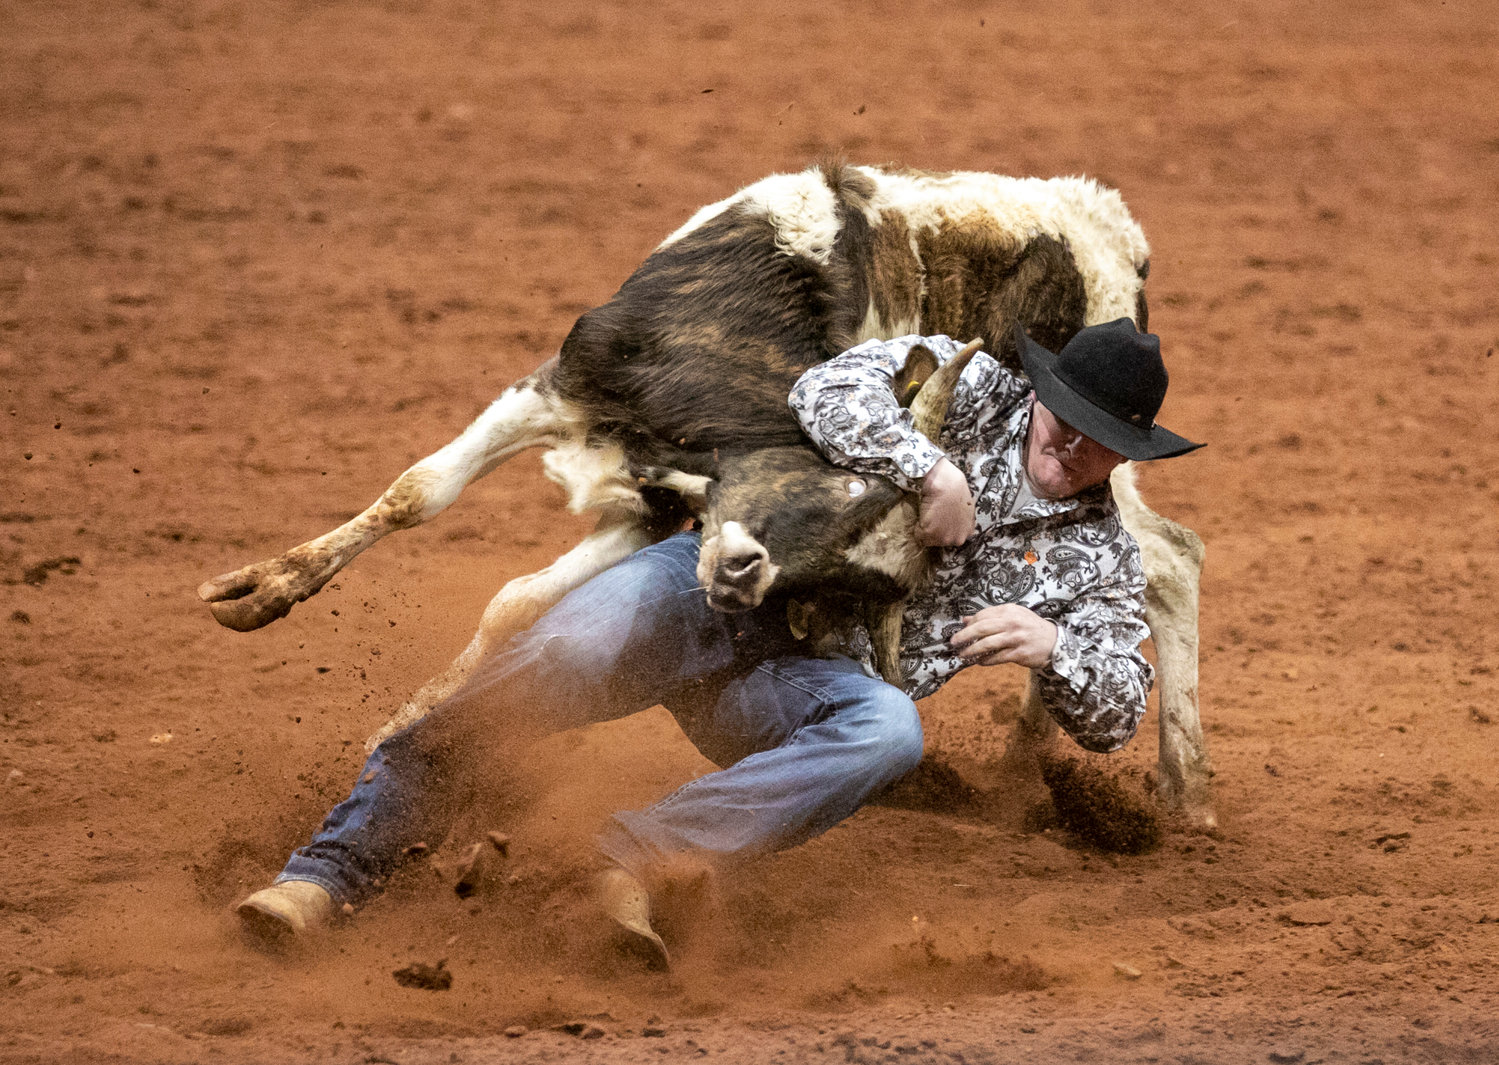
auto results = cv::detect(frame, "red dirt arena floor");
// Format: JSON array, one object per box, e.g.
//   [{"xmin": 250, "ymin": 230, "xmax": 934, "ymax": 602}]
[{"xmin": 2, "ymin": 1, "xmax": 1497, "ymax": 1062}]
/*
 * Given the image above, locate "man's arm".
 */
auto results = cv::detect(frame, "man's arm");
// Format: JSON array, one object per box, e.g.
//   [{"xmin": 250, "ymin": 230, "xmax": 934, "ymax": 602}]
[
  {"xmin": 790, "ymin": 335, "xmax": 996, "ymax": 546},
  {"xmin": 789, "ymin": 335, "xmax": 951, "ymax": 489},
  {"xmin": 952, "ymin": 554, "xmax": 1154, "ymax": 753},
  {"xmin": 1037, "ymin": 556, "xmax": 1154, "ymax": 752}
]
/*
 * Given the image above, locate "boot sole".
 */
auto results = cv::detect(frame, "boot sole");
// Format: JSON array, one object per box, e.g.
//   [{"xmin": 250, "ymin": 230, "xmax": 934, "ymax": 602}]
[
  {"xmin": 610, "ymin": 918, "xmax": 671, "ymax": 971},
  {"xmin": 236, "ymin": 899, "xmax": 298, "ymax": 954}
]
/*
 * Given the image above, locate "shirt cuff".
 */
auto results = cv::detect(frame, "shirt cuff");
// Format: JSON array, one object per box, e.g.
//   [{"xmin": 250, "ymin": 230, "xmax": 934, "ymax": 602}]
[
  {"xmin": 1043, "ymin": 624, "xmax": 1087, "ymax": 691},
  {"xmin": 892, "ymin": 436, "xmax": 948, "ymax": 492}
]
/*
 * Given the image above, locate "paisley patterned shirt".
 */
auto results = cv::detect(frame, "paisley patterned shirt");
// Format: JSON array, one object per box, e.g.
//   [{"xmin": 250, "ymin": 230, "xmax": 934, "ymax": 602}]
[{"xmin": 789, "ymin": 334, "xmax": 1153, "ymax": 753}]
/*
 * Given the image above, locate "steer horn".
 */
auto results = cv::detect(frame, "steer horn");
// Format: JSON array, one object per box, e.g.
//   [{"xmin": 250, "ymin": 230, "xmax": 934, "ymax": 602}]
[
  {"xmin": 909, "ymin": 337, "xmax": 985, "ymax": 437},
  {"xmin": 866, "ymin": 337, "xmax": 985, "ymax": 685}
]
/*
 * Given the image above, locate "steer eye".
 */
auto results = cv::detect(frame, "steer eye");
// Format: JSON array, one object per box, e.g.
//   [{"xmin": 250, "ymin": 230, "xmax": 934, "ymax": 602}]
[{"xmin": 845, "ymin": 478, "xmax": 866, "ymax": 498}]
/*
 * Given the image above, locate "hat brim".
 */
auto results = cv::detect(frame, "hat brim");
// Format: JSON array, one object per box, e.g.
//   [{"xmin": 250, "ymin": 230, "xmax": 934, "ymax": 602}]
[{"xmin": 1016, "ymin": 326, "xmax": 1204, "ymax": 461}]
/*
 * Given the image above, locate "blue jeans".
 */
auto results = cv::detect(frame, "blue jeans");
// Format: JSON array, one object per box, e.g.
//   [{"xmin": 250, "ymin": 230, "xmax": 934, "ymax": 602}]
[{"xmin": 278, "ymin": 532, "xmax": 924, "ymax": 905}]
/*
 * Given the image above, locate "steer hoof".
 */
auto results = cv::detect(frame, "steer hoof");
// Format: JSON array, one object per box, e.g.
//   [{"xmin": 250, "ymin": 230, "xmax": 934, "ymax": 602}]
[
  {"xmin": 205, "ymin": 591, "xmax": 297, "ymax": 632},
  {"xmin": 198, "ymin": 562, "xmax": 317, "ymax": 631},
  {"xmin": 1173, "ymin": 796, "xmax": 1219, "ymax": 831},
  {"xmin": 198, "ymin": 573, "xmax": 243, "ymax": 603}
]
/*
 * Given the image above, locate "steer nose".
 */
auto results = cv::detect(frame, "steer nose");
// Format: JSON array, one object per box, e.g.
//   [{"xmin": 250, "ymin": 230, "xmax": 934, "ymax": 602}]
[
  {"xmin": 709, "ymin": 546, "xmax": 770, "ymax": 612},
  {"xmin": 718, "ymin": 550, "xmax": 765, "ymax": 582},
  {"xmin": 702, "ymin": 521, "xmax": 777, "ymax": 611}
]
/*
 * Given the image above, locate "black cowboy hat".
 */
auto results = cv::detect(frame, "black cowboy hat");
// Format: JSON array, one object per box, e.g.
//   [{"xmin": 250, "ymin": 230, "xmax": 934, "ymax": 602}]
[{"xmin": 1015, "ymin": 318, "xmax": 1204, "ymax": 461}]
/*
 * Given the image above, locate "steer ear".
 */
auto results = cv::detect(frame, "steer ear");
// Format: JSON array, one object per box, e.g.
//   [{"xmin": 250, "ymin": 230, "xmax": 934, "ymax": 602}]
[
  {"xmin": 632, "ymin": 465, "xmax": 714, "ymax": 513},
  {"xmin": 909, "ymin": 337, "xmax": 984, "ymax": 438},
  {"xmin": 892, "ymin": 343, "xmax": 939, "ymax": 409}
]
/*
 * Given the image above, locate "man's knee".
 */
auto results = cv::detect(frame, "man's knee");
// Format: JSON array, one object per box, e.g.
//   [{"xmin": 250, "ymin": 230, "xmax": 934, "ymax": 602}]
[
  {"xmin": 862, "ymin": 687, "xmax": 925, "ymax": 780},
  {"xmin": 499, "ymin": 628, "xmax": 606, "ymax": 700},
  {"xmin": 594, "ymin": 532, "xmax": 703, "ymax": 602},
  {"xmin": 533, "ymin": 534, "xmax": 707, "ymax": 638}
]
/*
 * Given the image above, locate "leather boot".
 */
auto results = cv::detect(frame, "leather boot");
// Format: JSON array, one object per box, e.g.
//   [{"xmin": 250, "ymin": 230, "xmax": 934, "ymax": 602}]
[
  {"xmin": 236, "ymin": 880, "xmax": 335, "ymax": 952},
  {"xmin": 596, "ymin": 866, "xmax": 670, "ymax": 969}
]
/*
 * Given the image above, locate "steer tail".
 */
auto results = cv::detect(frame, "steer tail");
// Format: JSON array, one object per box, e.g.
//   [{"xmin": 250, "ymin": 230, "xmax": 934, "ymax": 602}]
[{"xmin": 909, "ymin": 337, "xmax": 984, "ymax": 439}]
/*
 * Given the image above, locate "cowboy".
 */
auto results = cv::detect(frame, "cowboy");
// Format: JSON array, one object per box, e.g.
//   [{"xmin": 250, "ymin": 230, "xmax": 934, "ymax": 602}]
[{"xmin": 236, "ymin": 317, "xmax": 1201, "ymax": 967}]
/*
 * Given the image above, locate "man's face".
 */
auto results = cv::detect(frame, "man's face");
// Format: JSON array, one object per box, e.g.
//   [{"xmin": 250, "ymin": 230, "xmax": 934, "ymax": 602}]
[{"xmin": 1024, "ymin": 396, "xmax": 1126, "ymax": 499}]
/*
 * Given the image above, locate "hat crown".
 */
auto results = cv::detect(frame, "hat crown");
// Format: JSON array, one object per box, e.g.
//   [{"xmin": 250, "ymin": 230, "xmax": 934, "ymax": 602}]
[{"xmin": 1053, "ymin": 318, "xmax": 1167, "ymax": 428}]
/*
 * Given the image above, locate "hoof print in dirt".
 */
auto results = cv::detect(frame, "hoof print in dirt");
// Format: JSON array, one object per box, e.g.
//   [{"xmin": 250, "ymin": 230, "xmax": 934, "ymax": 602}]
[
  {"xmin": 1039, "ymin": 753, "xmax": 1162, "ymax": 855},
  {"xmin": 21, "ymin": 556, "xmax": 82, "ymax": 586},
  {"xmin": 392, "ymin": 958, "xmax": 451, "ymax": 991}
]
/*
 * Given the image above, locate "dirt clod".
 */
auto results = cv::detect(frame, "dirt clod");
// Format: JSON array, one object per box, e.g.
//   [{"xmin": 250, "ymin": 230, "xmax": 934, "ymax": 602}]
[
  {"xmin": 1282, "ymin": 901, "xmax": 1336, "ymax": 926},
  {"xmin": 392, "ymin": 959, "xmax": 451, "ymax": 991},
  {"xmin": 1038, "ymin": 753, "xmax": 1161, "ymax": 854},
  {"xmin": 450, "ymin": 841, "xmax": 486, "ymax": 898},
  {"xmin": 558, "ymin": 1022, "xmax": 607, "ymax": 1039}
]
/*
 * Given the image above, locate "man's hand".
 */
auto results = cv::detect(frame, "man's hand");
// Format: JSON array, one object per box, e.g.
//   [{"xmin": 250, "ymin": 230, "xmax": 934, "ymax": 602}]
[
  {"xmin": 918, "ymin": 458, "xmax": 976, "ymax": 547},
  {"xmin": 950, "ymin": 605, "xmax": 1058, "ymax": 670}
]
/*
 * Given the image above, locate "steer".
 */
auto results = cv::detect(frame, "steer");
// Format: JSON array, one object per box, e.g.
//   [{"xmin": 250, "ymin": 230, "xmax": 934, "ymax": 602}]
[{"xmin": 199, "ymin": 162, "xmax": 1214, "ymax": 825}]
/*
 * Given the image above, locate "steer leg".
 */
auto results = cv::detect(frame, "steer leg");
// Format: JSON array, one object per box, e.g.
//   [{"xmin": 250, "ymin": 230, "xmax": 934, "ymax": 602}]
[
  {"xmin": 1111, "ymin": 466, "xmax": 1215, "ymax": 827},
  {"xmin": 1012, "ymin": 671, "xmax": 1060, "ymax": 764},
  {"xmin": 362, "ymin": 508, "xmax": 662, "ymax": 751},
  {"xmin": 199, "ymin": 372, "xmax": 572, "ymax": 632},
  {"xmin": 992, "ymin": 672, "xmax": 1059, "ymax": 814}
]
